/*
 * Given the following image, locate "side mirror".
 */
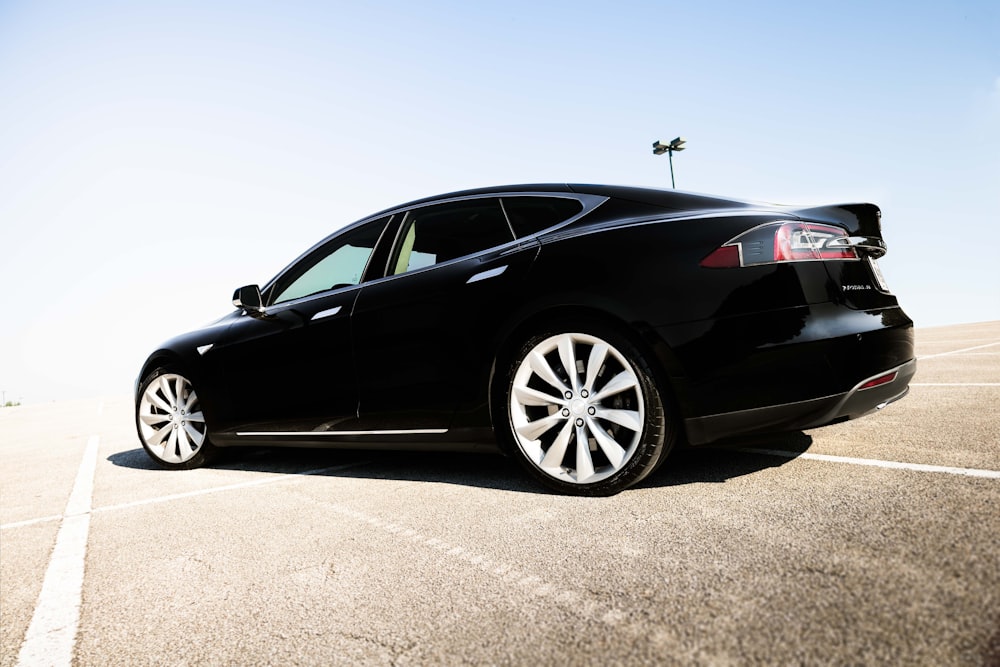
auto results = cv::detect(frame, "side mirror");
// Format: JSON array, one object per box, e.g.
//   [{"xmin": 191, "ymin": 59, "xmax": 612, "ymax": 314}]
[{"xmin": 232, "ymin": 284, "xmax": 264, "ymax": 314}]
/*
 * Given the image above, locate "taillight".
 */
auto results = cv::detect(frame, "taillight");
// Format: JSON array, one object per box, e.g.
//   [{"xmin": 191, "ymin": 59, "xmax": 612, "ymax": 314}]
[{"xmin": 701, "ymin": 221, "xmax": 858, "ymax": 268}]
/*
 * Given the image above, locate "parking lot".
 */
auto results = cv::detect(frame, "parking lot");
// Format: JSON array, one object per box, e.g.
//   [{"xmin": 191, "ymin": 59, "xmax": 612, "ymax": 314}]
[{"xmin": 2, "ymin": 321, "xmax": 998, "ymax": 666}]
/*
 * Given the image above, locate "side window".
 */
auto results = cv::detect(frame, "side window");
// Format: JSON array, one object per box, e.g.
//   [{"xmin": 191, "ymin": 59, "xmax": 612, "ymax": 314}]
[
  {"xmin": 502, "ymin": 196, "xmax": 584, "ymax": 238},
  {"xmin": 270, "ymin": 217, "xmax": 388, "ymax": 305},
  {"xmin": 391, "ymin": 199, "xmax": 514, "ymax": 275}
]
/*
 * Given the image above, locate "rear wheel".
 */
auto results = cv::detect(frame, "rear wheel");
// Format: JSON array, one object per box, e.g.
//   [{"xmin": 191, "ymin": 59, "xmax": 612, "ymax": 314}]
[
  {"xmin": 136, "ymin": 368, "xmax": 216, "ymax": 469},
  {"xmin": 496, "ymin": 324, "xmax": 675, "ymax": 495}
]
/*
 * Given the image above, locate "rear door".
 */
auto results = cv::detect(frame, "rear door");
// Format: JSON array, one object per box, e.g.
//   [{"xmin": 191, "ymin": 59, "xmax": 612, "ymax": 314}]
[{"xmin": 351, "ymin": 197, "xmax": 538, "ymax": 430}]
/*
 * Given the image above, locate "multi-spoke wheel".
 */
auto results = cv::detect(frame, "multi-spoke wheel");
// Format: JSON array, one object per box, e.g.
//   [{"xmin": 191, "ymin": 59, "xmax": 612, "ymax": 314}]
[
  {"xmin": 136, "ymin": 369, "xmax": 216, "ymax": 469},
  {"xmin": 498, "ymin": 326, "xmax": 674, "ymax": 496}
]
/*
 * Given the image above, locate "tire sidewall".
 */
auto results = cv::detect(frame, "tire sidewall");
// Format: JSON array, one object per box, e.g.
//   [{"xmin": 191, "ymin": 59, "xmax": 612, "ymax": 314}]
[
  {"xmin": 493, "ymin": 321, "xmax": 669, "ymax": 496},
  {"xmin": 136, "ymin": 366, "xmax": 215, "ymax": 470}
]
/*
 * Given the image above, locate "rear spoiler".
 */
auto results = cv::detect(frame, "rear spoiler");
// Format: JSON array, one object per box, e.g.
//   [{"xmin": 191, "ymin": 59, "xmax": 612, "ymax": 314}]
[
  {"xmin": 789, "ymin": 203, "xmax": 882, "ymax": 237},
  {"xmin": 789, "ymin": 203, "xmax": 886, "ymax": 258}
]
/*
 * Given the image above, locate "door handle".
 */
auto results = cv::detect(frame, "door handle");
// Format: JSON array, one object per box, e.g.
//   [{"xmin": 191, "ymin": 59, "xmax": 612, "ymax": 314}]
[
  {"xmin": 311, "ymin": 305, "xmax": 343, "ymax": 321},
  {"xmin": 467, "ymin": 265, "xmax": 508, "ymax": 284}
]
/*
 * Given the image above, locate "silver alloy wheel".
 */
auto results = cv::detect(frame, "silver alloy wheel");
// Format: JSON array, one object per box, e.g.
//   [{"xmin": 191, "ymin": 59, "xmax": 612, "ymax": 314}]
[
  {"xmin": 510, "ymin": 333, "xmax": 645, "ymax": 484},
  {"xmin": 138, "ymin": 373, "xmax": 207, "ymax": 464}
]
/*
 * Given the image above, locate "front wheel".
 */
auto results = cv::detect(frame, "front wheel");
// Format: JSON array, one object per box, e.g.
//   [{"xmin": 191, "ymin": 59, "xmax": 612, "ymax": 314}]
[
  {"xmin": 136, "ymin": 368, "xmax": 217, "ymax": 469},
  {"xmin": 495, "ymin": 325, "xmax": 675, "ymax": 496}
]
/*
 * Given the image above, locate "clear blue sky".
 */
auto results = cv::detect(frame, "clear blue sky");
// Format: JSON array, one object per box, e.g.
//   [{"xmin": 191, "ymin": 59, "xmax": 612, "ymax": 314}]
[{"xmin": 1, "ymin": 0, "xmax": 998, "ymax": 403}]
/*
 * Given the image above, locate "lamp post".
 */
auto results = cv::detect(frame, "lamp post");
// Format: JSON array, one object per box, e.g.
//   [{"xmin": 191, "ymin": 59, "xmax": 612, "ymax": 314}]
[{"xmin": 652, "ymin": 137, "xmax": 687, "ymax": 188}]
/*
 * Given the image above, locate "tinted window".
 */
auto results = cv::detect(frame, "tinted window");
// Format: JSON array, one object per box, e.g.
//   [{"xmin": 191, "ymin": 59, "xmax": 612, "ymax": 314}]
[
  {"xmin": 391, "ymin": 199, "xmax": 514, "ymax": 275},
  {"xmin": 502, "ymin": 196, "xmax": 584, "ymax": 237},
  {"xmin": 271, "ymin": 217, "xmax": 387, "ymax": 304}
]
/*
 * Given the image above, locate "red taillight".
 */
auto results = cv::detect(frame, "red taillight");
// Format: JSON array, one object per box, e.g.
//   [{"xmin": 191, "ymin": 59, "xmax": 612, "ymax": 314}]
[
  {"xmin": 698, "ymin": 244, "xmax": 740, "ymax": 268},
  {"xmin": 859, "ymin": 371, "xmax": 897, "ymax": 390},
  {"xmin": 774, "ymin": 223, "xmax": 857, "ymax": 262},
  {"xmin": 701, "ymin": 221, "xmax": 858, "ymax": 268}
]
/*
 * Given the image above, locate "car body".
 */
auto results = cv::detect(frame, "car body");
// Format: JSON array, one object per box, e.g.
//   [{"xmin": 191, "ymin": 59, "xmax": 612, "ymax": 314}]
[{"xmin": 135, "ymin": 183, "xmax": 915, "ymax": 495}]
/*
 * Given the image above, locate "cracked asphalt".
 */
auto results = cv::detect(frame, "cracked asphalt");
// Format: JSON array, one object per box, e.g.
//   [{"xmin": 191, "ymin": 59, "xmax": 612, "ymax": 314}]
[{"xmin": 2, "ymin": 321, "xmax": 998, "ymax": 666}]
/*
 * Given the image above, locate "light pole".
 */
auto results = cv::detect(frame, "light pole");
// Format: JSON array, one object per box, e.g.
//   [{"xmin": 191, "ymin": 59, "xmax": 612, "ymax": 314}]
[{"xmin": 652, "ymin": 137, "xmax": 686, "ymax": 188}]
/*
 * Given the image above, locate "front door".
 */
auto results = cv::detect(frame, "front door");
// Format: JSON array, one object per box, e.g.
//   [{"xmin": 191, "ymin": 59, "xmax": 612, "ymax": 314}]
[{"xmin": 210, "ymin": 217, "xmax": 390, "ymax": 434}]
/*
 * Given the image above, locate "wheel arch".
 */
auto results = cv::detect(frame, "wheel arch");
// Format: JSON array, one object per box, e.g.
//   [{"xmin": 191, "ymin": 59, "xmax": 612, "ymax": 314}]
[
  {"xmin": 486, "ymin": 304, "xmax": 688, "ymax": 434},
  {"xmin": 135, "ymin": 351, "xmax": 184, "ymax": 399}
]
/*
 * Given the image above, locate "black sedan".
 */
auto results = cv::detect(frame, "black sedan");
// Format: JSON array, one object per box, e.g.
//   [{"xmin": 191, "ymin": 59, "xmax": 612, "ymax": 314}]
[{"xmin": 135, "ymin": 184, "xmax": 915, "ymax": 495}]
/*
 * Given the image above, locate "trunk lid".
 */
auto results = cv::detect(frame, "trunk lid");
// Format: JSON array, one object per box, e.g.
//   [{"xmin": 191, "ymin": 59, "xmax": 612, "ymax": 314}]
[{"xmin": 790, "ymin": 203, "xmax": 899, "ymax": 310}]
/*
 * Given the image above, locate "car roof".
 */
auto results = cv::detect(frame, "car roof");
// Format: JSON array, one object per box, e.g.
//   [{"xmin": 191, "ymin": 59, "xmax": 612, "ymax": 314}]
[{"xmin": 365, "ymin": 183, "xmax": 760, "ymax": 219}]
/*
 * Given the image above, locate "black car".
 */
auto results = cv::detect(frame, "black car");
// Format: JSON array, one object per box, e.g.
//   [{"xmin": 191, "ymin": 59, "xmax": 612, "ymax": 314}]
[{"xmin": 135, "ymin": 184, "xmax": 915, "ymax": 495}]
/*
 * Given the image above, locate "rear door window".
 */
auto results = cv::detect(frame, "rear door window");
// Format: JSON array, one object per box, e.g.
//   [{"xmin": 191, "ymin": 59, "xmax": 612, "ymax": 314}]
[{"xmin": 391, "ymin": 198, "xmax": 514, "ymax": 275}]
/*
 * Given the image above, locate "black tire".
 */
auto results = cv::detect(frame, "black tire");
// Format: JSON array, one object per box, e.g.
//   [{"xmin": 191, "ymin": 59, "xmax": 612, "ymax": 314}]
[
  {"xmin": 135, "ymin": 367, "xmax": 218, "ymax": 470},
  {"xmin": 493, "ymin": 321, "xmax": 676, "ymax": 496}
]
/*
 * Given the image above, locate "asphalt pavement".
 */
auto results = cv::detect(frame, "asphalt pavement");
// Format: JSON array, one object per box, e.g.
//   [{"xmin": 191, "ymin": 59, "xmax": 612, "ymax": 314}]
[{"xmin": 2, "ymin": 321, "xmax": 998, "ymax": 666}]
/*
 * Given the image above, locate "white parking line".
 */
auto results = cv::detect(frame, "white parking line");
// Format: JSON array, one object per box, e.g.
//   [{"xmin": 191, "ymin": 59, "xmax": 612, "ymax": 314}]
[
  {"xmin": 0, "ymin": 515, "xmax": 65, "ymax": 531},
  {"xmin": 8, "ymin": 456, "xmax": 369, "ymax": 667},
  {"xmin": 91, "ymin": 461, "xmax": 370, "ymax": 515},
  {"xmin": 911, "ymin": 383, "xmax": 1000, "ymax": 387},
  {"xmin": 918, "ymin": 342, "xmax": 1000, "ymax": 360},
  {"xmin": 322, "ymin": 502, "xmax": 633, "ymax": 631},
  {"xmin": 737, "ymin": 447, "xmax": 1000, "ymax": 479},
  {"xmin": 16, "ymin": 435, "xmax": 99, "ymax": 667},
  {"xmin": 0, "ymin": 462, "xmax": 372, "ymax": 532}
]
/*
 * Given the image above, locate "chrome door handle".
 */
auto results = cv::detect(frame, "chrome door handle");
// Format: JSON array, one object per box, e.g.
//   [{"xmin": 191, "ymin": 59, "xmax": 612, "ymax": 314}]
[
  {"xmin": 311, "ymin": 305, "xmax": 343, "ymax": 321},
  {"xmin": 467, "ymin": 265, "xmax": 508, "ymax": 284}
]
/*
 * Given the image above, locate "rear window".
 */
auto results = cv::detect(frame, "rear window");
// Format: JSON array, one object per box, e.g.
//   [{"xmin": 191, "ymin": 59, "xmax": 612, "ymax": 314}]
[{"xmin": 502, "ymin": 197, "xmax": 584, "ymax": 238}]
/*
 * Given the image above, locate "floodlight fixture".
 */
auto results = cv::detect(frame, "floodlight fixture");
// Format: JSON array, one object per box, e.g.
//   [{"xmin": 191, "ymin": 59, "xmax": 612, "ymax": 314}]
[{"xmin": 652, "ymin": 137, "xmax": 688, "ymax": 188}]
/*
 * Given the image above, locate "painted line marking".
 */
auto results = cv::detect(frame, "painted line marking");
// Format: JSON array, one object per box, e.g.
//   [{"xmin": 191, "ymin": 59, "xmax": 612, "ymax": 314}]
[
  {"xmin": 917, "ymin": 335, "xmax": 999, "ymax": 340},
  {"xmin": 736, "ymin": 447, "xmax": 1000, "ymax": 479},
  {"xmin": 911, "ymin": 383, "xmax": 1000, "ymax": 387},
  {"xmin": 8, "ymin": 442, "xmax": 369, "ymax": 664},
  {"xmin": 0, "ymin": 462, "xmax": 372, "ymax": 531},
  {"xmin": 918, "ymin": 342, "xmax": 1000, "ymax": 360},
  {"xmin": 321, "ymin": 501, "xmax": 632, "ymax": 632},
  {"xmin": 1, "ymin": 515, "xmax": 65, "ymax": 531},
  {"xmin": 16, "ymin": 435, "xmax": 99, "ymax": 667},
  {"xmin": 90, "ymin": 461, "xmax": 370, "ymax": 515}
]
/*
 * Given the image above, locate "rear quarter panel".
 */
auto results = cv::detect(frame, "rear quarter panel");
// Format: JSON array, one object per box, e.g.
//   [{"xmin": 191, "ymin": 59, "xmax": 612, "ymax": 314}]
[{"xmin": 520, "ymin": 213, "xmax": 911, "ymax": 420}]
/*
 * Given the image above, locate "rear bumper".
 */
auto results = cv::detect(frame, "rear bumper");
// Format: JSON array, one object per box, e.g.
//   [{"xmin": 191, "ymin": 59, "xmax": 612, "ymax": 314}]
[{"xmin": 684, "ymin": 358, "xmax": 916, "ymax": 446}]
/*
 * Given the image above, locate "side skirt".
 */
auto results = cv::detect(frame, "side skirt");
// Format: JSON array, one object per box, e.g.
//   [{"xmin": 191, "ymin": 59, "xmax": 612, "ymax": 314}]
[{"xmin": 210, "ymin": 427, "xmax": 500, "ymax": 453}]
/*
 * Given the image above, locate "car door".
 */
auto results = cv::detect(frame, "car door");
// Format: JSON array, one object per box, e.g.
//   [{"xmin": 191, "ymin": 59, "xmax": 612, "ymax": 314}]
[
  {"xmin": 351, "ymin": 197, "xmax": 539, "ymax": 431},
  {"xmin": 209, "ymin": 216, "xmax": 392, "ymax": 434}
]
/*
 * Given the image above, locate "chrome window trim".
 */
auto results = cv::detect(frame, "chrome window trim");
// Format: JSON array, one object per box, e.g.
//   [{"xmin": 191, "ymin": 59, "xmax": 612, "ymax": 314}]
[
  {"xmin": 256, "ymin": 192, "xmax": 607, "ymax": 308},
  {"xmin": 254, "ymin": 283, "xmax": 362, "ymax": 315},
  {"xmin": 364, "ymin": 192, "xmax": 607, "ymax": 287},
  {"xmin": 497, "ymin": 198, "xmax": 518, "ymax": 239},
  {"xmin": 498, "ymin": 193, "xmax": 607, "ymax": 239},
  {"xmin": 371, "ymin": 191, "xmax": 604, "ymax": 223},
  {"xmin": 263, "ymin": 213, "xmax": 397, "ymax": 308}
]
